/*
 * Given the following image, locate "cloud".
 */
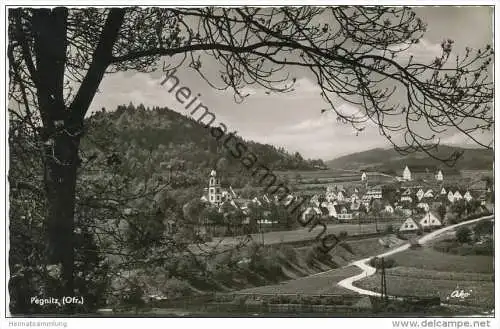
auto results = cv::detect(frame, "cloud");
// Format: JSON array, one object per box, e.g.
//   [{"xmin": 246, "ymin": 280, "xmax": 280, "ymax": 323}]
[
  {"xmin": 216, "ymin": 76, "xmax": 321, "ymax": 99},
  {"xmin": 292, "ymin": 77, "xmax": 321, "ymax": 94},
  {"xmin": 385, "ymin": 38, "xmax": 443, "ymax": 65},
  {"xmin": 89, "ymin": 71, "xmax": 181, "ymax": 115},
  {"xmin": 249, "ymin": 105, "xmax": 387, "ymax": 159},
  {"xmin": 441, "ymin": 130, "xmax": 493, "ymax": 148}
]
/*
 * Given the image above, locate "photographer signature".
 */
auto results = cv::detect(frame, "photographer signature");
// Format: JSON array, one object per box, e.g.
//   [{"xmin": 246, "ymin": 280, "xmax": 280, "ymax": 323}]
[{"xmin": 446, "ymin": 286, "xmax": 473, "ymax": 301}]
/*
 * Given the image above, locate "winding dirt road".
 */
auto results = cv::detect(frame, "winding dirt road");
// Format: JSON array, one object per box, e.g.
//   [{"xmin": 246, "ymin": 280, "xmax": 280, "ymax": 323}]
[{"xmin": 337, "ymin": 215, "xmax": 494, "ymax": 296}]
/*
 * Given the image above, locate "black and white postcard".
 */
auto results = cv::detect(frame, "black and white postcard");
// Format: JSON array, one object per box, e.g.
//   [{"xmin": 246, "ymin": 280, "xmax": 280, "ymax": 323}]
[{"xmin": 1, "ymin": 1, "xmax": 497, "ymax": 328}]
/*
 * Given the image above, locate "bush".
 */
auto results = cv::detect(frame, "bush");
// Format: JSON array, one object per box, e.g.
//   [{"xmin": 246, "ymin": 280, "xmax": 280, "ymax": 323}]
[
  {"xmin": 278, "ymin": 244, "xmax": 298, "ymax": 263},
  {"xmin": 369, "ymin": 257, "xmax": 396, "ymax": 269},
  {"xmin": 434, "ymin": 238, "xmax": 493, "ymax": 256},
  {"xmin": 471, "ymin": 239, "xmax": 494, "ymax": 256},
  {"xmin": 306, "ymin": 245, "xmax": 333, "ymax": 266},
  {"xmin": 163, "ymin": 278, "xmax": 193, "ymax": 299},
  {"xmin": 110, "ymin": 277, "xmax": 147, "ymax": 311},
  {"xmin": 456, "ymin": 226, "xmax": 472, "ymax": 244},
  {"xmin": 433, "ymin": 239, "xmax": 460, "ymax": 254},
  {"xmin": 338, "ymin": 231, "xmax": 349, "ymax": 239},
  {"xmin": 247, "ymin": 243, "xmax": 283, "ymax": 279},
  {"xmin": 473, "ymin": 220, "xmax": 494, "ymax": 236}
]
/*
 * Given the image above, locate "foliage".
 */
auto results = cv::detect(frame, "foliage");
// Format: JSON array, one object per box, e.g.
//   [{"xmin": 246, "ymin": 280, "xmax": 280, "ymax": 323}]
[
  {"xmin": 369, "ymin": 257, "xmax": 396, "ymax": 269},
  {"xmin": 9, "ymin": 120, "xmax": 111, "ymax": 314},
  {"xmin": 437, "ymin": 204, "xmax": 447, "ymax": 221},
  {"xmin": 163, "ymin": 278, "xmax": 195, "ymax": 299},
  {"xmin": 247, "ymin": 243, "xmax": 283, "ymax": 279},
  {"xmin": 451, "ymin": 199, "xmax": 468, "ymax": 219},
  {"xmin": 433, "ymin": 238, "xmax": 493, "ymax": 256},
  {"xmin": 473, "ymin": 220, "xmax": 494, "ymax": 236},
  {"xmin": 306, "ymin": 245, "xmax": 333, "ymax": 267},
  {"xmin": 338, "ymin": 230, "xmax": 349, "ymax": 239},
  {"xmin": 455, "ymin": 226, "xmax": 472, "ymax": 244}
]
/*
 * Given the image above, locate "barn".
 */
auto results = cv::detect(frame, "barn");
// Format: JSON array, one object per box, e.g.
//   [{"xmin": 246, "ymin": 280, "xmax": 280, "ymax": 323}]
[
  {"xmin": 419, "ymin": 212, "xmax": 442, "ymax": 229},
  {"xmin": 399, "ymin": 217, "xmax": 421, "ymax": 232}
]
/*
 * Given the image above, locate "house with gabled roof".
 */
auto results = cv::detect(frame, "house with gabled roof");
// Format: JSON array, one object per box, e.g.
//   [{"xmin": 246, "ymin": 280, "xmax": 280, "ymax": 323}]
[
  {"xmin": 454, "ymin": 191, "xmax": 463, "ymax": 201},
  {"xmin": 478, "ymin": 193, "xmax": 488, "ymax": 206},
  {"xmin": 334, "ymin": 204, "xmax": 353, "ymax": 221},
  {"xmin": 419, "ymin": 212, "xmax": 442, "ymax": 229},
  {"xmin": 348, "ymin": 201, "xmax": 361, "ymax": 218},
  {"xmin": 283, "ymin": 194, "xmax": 295, "ymax": 206},
  {"xmin": 399, "ymin": 217, "xmax": 420, "ymax": 232},
  {"xmin": 401, "ymin": 188, "xmax": 413, "ymax": 203},
  {"xmin": 310, "ymin": 194, "xmax": 321, "ymax": 207},
  {"xmin": 337, "ymin": 190, "xmax": 346, "ymax": 202},
  {"xmin": 384, "ymin": 204, "xmax": 394, "ymax": 214},
  {"xmin": 301, "ymin": 207, "xmax": 322, "ymax": 222},
  {"xmin": 252, "ymin": 197, "xmax": 262, "ymax": 206},
  {"xmin": 326, "ymin": 185, "xmax": 337, "ymax": 202},
  {"xmin": 417, "ymin": 202, "xmax": 430, "ymax": 212},
  {"xmin": 361, "ymin": 171, "xmax": 367, "ymax": 181},
  {"xmin": 263, "ymin": 194, "xmax": 271, "ymax": 204},
  {"xmin": 447, "ymin": 191, "xmax": 455, "ymax": 203},
  {"xmin": 435, "ymin": 170, "xmax": 444, "ymax": 181},
  {"xmin": 440, "ymin": 187, "xmax": 447, "ymax": 195},
  {"xmin": 424, "ymin": 189, "xmax": 434, "ymax": 198},
  {"xmin": 323, "ymin": 202, "xmax": 338, "ymax": 218},
  {"xmin": 464, "ymin": 191, "xmax": 473, "ymax": 202},
  {"xmin": 416, "ymin": 188, "xmax": 424, "ymax": 201},
  {"xmin": 366, "ymin": 186, "xmax": 383, "ymax": 199}
]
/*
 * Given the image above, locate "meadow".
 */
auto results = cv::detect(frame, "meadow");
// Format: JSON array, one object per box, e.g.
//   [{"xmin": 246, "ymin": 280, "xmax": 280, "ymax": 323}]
[{"xmin": 354, "ymin": 244, "xmax": 494, "ymax": 308}]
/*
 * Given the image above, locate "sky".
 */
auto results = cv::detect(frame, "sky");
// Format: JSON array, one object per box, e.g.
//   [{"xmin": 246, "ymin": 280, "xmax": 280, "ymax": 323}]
[{"xmin": 90, "ymin": 6, "xmax": 494, "ymax": 161}]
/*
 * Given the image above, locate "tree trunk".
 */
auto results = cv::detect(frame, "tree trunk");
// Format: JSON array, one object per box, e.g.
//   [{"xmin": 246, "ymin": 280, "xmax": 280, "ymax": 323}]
[
  {"xmin": 44, "ymin": 133, "xmax": 80, "ymax": 298},
  {"xmin": 27, "ymin": 8, "xmax": 124, "ymax": 311},
  {"xmin": 32, "ymin": 8, "xmax": 79, "ymax": 303}
]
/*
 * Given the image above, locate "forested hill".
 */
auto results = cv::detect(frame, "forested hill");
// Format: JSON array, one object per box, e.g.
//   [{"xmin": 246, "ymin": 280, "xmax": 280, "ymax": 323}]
[
  {"xmin": 327, "ymin": 145, "xmax": 493, "ymax": 174},
  {"xmin": 81, "ymin": 103, "xmax": 325, "ymax": 189}
]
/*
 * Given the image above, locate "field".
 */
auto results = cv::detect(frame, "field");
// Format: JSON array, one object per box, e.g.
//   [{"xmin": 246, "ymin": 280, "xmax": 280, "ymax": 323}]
[
  {"xmin": 237, "ymin": 265, "xmax": 362, "ymax": 295},
  {"xmin": 204, "ymin": 221, "xmax": 402, "ymax": 248},
  {"xmin": 275, "ymin": 169, "xmax": 396, "ymax": 191},
  {"xmin": 387, "ymin": 247, "xmax": 493, "ymax": 273},
  {"xmin": 275, "ymin": 169, "xmax": 360, "ymax": 179},
  {"xmin": 354, "ymin": 244, "xmax": 494, "ymax": 308}
]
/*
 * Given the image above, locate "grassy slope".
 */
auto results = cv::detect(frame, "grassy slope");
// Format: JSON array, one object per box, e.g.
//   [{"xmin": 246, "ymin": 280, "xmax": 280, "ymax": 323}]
[
  {"xmin": 233, "ymin": 236, "xmax": 404, "ymax": 295},
  {"xmin": 354, "ymin": 245, "xmax": 494, "ymax": 307},
  {"xmin": 237, "ymin": 266, "xmax": 361, "ymax": 295}
]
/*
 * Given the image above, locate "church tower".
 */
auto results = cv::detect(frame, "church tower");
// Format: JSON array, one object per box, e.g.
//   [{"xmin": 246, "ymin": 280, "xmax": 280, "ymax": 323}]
[
  {"xmin": 403, "ymin": 165, "xmax": 412, "ymax": 181},
  {"xmin": 208, "ymin": 169, "xmax": 222, "ymax": 206}
]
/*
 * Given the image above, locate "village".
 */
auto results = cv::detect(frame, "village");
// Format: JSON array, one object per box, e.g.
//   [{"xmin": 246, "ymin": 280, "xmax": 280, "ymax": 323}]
[{"xmin": 185, "ymin": 165, "xmax": 493, "ymax": 241}]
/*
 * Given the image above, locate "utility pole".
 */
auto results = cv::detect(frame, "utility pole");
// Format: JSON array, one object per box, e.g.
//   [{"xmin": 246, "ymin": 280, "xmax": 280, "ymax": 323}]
[
  {"xmin": 260, "ymin": 220, "xmax": 264, "ymax": 245},
  {"xmin": 380, "ymin": 257, "xmax": 388, "ymax": 302}
]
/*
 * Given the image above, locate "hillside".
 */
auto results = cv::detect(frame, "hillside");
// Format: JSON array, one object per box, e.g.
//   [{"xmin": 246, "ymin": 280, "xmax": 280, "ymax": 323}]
[
  {"xmin": 82, "ymin": 103, "xmax": 325, "ymax": 190},
  {"xmin": 326, "ymin": 145, "xmax": 493, "ymax": 175}
]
